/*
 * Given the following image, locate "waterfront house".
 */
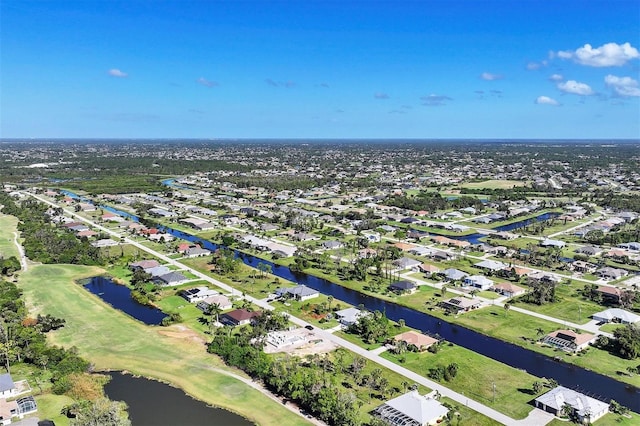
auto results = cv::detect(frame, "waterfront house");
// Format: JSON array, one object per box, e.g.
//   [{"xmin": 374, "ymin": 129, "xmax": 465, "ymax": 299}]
[
  {"xmin": 440, "ymin": 297, "xmax": 481, "ymax": 313},
  {"xmin": 275, "ymin": 285, "xmax": 320, "ymax": 301},
  {"xmin": 534, "ymin": 386, "xmax": 608, "ymax": 423},
  {"xmin": 389, "ymin": 280, "xmax": 417, "ymax": 294},
  {"xmin": 393, "ymin": 331, "xmax": 438, "ymax": 352},
  {"xmin": 542, "ymin": 330, "xmax": 595, "ymax": 352}
]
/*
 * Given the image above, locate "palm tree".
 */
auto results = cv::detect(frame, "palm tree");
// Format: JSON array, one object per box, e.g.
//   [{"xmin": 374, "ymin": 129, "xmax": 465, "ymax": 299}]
[
  {"xmin": 327, "ymin": 295, "xmax": 334, "ymax": 311},
  {"xmin": 207, "ymin": 303, "xmax": 223, "ymax": 331},
  {"xmin": 504, "ymin": 302, "xmax": 511, "ymax": 316}
]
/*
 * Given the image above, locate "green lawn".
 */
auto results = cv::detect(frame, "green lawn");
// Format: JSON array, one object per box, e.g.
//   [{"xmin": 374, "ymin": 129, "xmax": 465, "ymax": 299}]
[
  {"xmin": 381, "ymin": 345, "xmax": 539, "ymax": 419},
  {"xmin": 18, "ymin": 263, "xmax": 309, "ymax": 426},
  {"xmin": 0, "ymin": 214, "xmax": 20, "ymax": 259},
  {"xmin": 511, "ymin": 282, "xmax": 605, "ymax": 325},
  {"xmin": 454, "ymin": 306, "xmax": 640, "ymax": 388},
  {"xmin": 547, "ymin": 411, "xmax": 640, "ymax": 425}
]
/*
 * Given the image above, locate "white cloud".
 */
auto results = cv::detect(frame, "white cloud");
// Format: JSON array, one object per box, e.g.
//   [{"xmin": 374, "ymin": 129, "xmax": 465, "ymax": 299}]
[
  {"xmin": 108, "ymin": 68, "xmax": 128, "ymax": 78},
  {"xmin": 420, "ymin": 94, "xmax": 452, "ymax": 106},
  {"xmin": 535, "ymin": 96, "xmax": 560, "ymax": 106},
  {"xmin": 556, "ymin": 42, "xmax": 639, "ymax": 67},
  {"xmin": 605, "ymin": 74, "xmax": 640, "ymax": 97},
  {"xmin": 557, "ymin": 80, "xmax": 594, "ymax": 96},
  {"xmin": 526, "ymin": 61, "xmax": 547, "ymax": 70},
  {"xmin": 197, "ymin": 77, "xmax": 218, "ymax": 88},
  {"xmin": 548, "ymin": 74, "xmax": 564, "ymax": 82},
  {"xmin": 481, "ymin": 72, "xmax": 503, "ymax": 81}
]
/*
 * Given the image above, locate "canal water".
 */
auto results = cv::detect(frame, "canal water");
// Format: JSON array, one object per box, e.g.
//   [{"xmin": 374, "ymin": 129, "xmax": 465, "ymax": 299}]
[
  {"xmin": 104, "ymin": 372, "xmax": 254, "ymax": 426},
  {"xmin": 84, "ymin": 276, "xmax": 167, "ymax": 325},
  {"xmin": 60, "ymin": 190, "xmax": 640, "ymax": 411}
]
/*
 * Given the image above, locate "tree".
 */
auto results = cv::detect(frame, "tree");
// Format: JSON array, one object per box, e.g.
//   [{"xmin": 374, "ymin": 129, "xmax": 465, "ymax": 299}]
[
  {"xmin": 68, "ymin": 398, "xmax": 131, "ymax": 426},
  {"xmin": 613, "ymin": 324, "xmax": 640, "ymax": 359},
  {"xmin": 503, "ymin": 302, "xmax": 511, "ymax": 316}
]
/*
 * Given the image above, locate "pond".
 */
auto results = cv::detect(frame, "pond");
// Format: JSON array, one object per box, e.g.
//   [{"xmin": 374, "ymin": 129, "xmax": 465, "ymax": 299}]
[
  {"xmin": 104, "ymin": 372, "xmax": 254, "ymax": 426},
  {"xmin": 83, "ymin": 276, "xmax": 167, "ymax": 325}
]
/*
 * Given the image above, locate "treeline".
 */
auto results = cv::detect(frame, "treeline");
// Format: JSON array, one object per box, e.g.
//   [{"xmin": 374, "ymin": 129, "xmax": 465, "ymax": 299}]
[
  {"xmin": 384, "ymin": 191, "xmax": 484, "ymax": 212},
  {"xmin": 0, "ymin": 193, "xmax": 102, "ymax": 265},
  {"xmin": 586, "ymin": 191, "xmax": 640, "ymax": 212},
  {"xmin": 458, "ymin": 186, "xmax": 531, "ymax": 200}
]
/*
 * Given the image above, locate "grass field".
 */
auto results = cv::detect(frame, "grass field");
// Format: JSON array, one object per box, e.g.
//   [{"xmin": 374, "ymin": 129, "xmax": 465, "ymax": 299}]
[
  {"xmin": 19, "ymin": 263, "xmax": 309, "ymax": 426},
  {"xmin": 381, "ymin": 344, "xmax": 540, "ymax": 419},
  {"xmin": 0, "ymin": 214, "xmax": 20, "ymax": 259},
  {"xmin": 460, "ymin": 180, "xmax": 529, "ymax": 190}
]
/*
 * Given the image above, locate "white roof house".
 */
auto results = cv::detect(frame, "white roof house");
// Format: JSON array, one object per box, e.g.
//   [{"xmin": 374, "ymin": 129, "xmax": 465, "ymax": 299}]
[
  {"xmin": 534, "ymin": 386, "xmax": 609, "ymax": 423},
  {"xmin": 463, "ymin": 275, "xmax": 494, "ymax": 290},
  {"xmin": 593, "ymin": 308, "xmax": 640, "ymax": 324},
  {"xmin": 474, "ymin": 259, "xmax": 507, "ymax": 271},
  {"xmin": 334, "ymin": 307, "xmax": 368, "ymax": 326},
  {"xmin": 374, "ymin": 390, "xmax": 449, "ymax": 426}
]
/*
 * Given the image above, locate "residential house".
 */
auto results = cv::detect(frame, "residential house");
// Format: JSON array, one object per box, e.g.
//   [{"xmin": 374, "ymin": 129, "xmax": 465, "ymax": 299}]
[
  {"xmin": 275, "ymin": 285, "xmax": 320, "ymax": 301},
  {"xmin": 363, "ymin": 232, "xmax": 381, "ymax": 243},
  {"xmin": 180, "ymin": 286, "xmax": 219, "ymax": 303},
  {"xmin": 534, "ymin": 386, "xmax": 608, "ymax": 423},
  {"xmin": 592, "ymin": 308, "xmax": 640, "ymax": 324},
  {"xmin": 408, "ymin": 247, "xmax": 432, "ymax": 256},
  {"xmin": 91, "ymin": 239, "xmax": 119, "ymax": 248},
  {"xmin": 393, "ymin": 242, "xmax": 416, "ymax": 252},
  {"xmin": 0, "ymin": 375, "xmax": 17, "ymax": 398},
  {"xmin": 153, "ymin": 271, "xmax": 189, "ymax": 286},
  {"xmin": 220, "ymin": 308, "xmax": 261, "ymax": 326},
  {"xmin": 431, "ymin": 250, "xmax": 457, "ymax": 261},
  {"xmin": 393, "ymin": 331, "xmax": 438, "ymax": 352},
  {"xmin": 130, "ymin": 260, "xmax": 160, "ymax": 270},
  {"xmin": 440, "ymin": 268, "xmax": 468, "ymax": 282},
  {"xmin": 571, "ymin": 260, "xmax": 597, "ymax": 274},
  {"xmin": 493, "ymin": 282, "xmax": 525, "ymax": 297},
  {"xmin": 595, "ymin": 286, "xmax": 622, "ymax": 304},
  {"xmin": 389, "ymin": 280, "xmax": 417, "ymax": 294},
  {"xmin": 596, "ymin": 267, "xmax": 628, "ymax": 280},
  {"xmin": 184, "ymin": 247, "xmax": 212, "ymax": 258},
  {"xmin": 145, "ymin": 265, "xmax": 171, "ymax": 277},
  {"xmin": 196, "ymin": 294, "xmax": 233, "ymax": 312},
  {"xmin": 574, "ymin": 246, "xmax": 603, "ymax": 257},
  {"xmin": 474, "ymin": 259, "xmax": 507, "ymax": 272},
  {"xmin": 322, "ymin": 240, "xmax": 344, "ymax": 250},
  {"xmin": 542, "ymin": 330, "xmax": 595, "ymax": 352},
  {"xmin": 374, "ymin": 390, "xmax": 449, "ymax": 426},
  {"xmin": 393, "ymin": 257, "xmax": 422, "ymax": 271},
  {"xmin": 540, "ymin": 239, "xmax": 566, "ymax": 248},
  {"xmin": 418, "ymin": 263, "xmax": 440, "ymax": 275},
  {"xmin": 334, "ymin": 307, "xmax": 367, "ymax": 326},
  {"xmin": 463, "ymin": 275, "xmax": 493, "ymax": 290},
  {"xmin": 440, "ymin": 297, "xmax": 481, "ymax": 313}
]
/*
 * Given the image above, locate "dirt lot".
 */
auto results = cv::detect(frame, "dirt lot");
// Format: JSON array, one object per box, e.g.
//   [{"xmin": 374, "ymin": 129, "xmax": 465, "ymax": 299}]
[{"xmin": 264, "ymin": 328, "xmax": 339, "ymax": 356}]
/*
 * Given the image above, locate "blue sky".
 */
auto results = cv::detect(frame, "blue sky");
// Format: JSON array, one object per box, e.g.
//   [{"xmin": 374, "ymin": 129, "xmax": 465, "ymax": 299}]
[{"xmin": 2, "ymin": 0, "xmax": 639, "ymax": 139}]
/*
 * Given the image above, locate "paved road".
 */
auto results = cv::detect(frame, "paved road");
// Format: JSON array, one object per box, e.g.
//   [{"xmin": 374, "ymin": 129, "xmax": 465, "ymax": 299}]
[{"xmin": 28, "ymin": 192, "xmax": 553, "ymax": 425}]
